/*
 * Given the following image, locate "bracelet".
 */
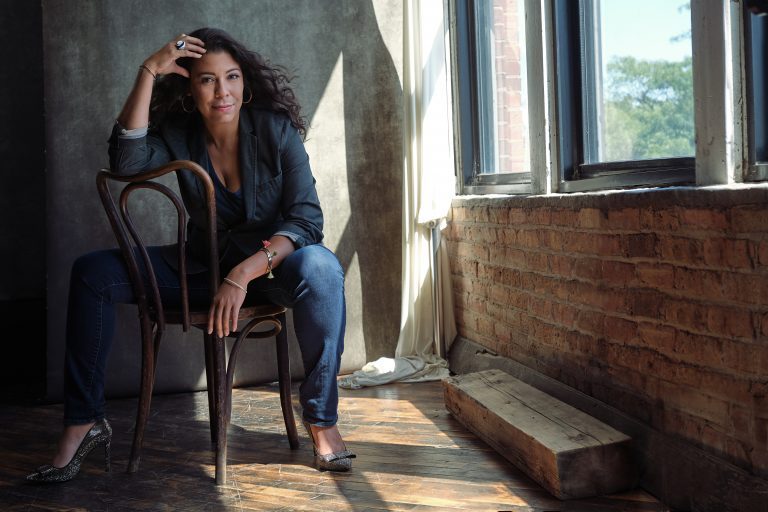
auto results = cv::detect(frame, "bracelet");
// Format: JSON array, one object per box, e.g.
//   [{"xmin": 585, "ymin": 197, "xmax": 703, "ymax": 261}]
[
  {"xmin": 223, "ymin": 277, "xmax": 247, "ymax": 294},
  {"xmin": 259, "ymin": 247, "xmax": 276, "ymax": 279},
  {"xmin": 138, "ymin": 64, "xmax": 157, "ymax": 80}
]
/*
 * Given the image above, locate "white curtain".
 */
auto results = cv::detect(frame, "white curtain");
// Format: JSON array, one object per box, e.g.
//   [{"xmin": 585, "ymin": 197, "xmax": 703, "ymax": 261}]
[{"xmin": 339, "ymin": 0, "xmax": 457, "ymax": 390}]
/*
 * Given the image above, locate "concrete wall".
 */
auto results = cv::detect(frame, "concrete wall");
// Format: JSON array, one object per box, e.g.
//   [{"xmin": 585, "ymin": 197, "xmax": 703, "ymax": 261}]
[{"xmin": 42, "ymin": 0, "xmax": 403, "ymax": 399}]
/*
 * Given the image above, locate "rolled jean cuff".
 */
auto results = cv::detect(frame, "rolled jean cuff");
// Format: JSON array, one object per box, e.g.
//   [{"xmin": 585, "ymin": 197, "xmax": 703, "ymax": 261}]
[
  {"xmin": 63, "ymin": 413, "xmax": 105, "ymax": 427},
  {"xmin": 302, "ymin": 415, "xmax": 337, "ymax": 428}
]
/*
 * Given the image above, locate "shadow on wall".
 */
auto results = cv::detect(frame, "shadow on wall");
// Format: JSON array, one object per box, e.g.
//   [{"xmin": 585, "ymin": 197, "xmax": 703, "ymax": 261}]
[
  {"xmin": 227, "ymin": 1, "xmax": 404, "ymax": 365},
  {"xmin": 232, "ymin": 0, "xmax": 404, "ymax": 367},
  {"xmin": 328, "ymin": 4, "xmax": 404, "ymax": 363},
  {"xmin": 0, "ymin": 0, "xmax": 46, "ymax": 402}
]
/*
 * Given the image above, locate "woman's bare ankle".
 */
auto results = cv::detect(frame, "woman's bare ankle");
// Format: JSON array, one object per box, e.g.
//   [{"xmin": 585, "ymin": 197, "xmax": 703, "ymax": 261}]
[
  {"xmin": 309, "ymin": 424, "xmax": 346, "ymax": 456},
  {"xmin": 52, "ymin": 422, "xmax": 95, "ymax": 468}
]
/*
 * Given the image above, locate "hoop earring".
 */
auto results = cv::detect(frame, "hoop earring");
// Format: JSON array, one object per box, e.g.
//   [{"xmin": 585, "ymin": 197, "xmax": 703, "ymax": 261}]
[
  {"xmin": 243, "ymin": 87, "xmax": 253, "ymax": 104},
  {"xmin": 181, "ymin": 95, "xmax": 195, "ymax": 113}
]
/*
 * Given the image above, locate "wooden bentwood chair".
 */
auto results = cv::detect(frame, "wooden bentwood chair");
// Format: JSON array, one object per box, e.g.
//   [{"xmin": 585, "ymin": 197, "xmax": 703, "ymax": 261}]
[{"xmin": 96, "ymin": 160, "xmax": 300, "ymax": 485}]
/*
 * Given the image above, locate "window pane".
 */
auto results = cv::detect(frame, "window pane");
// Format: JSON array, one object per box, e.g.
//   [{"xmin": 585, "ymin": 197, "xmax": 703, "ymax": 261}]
[
  {"xmin": 586, "ymin": 0, "xmax": 694, "ymax": 163},
  {"xmin": 474, "ymin": 0, "xmax": 529, "ymax": 174},
  {"xmin": 747, "ymin": 7, "xmax": 768, "ymax": 164}
]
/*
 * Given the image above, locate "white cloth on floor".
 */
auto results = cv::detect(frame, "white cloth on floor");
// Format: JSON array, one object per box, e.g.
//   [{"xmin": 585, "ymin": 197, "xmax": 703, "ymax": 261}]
[{"xmin": 338, "ymin": 355, "xmax": 449, "ymax": 389}]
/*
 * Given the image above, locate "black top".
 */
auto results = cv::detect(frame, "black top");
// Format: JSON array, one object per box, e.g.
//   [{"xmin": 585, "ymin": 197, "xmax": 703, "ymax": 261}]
[
  {"xmin": 205, "ymin": 150, "xmax": 249, "ymax": 272},
  {"xmin": 205, "ymin": 150, "xmax": 245, "ymax": 229}
]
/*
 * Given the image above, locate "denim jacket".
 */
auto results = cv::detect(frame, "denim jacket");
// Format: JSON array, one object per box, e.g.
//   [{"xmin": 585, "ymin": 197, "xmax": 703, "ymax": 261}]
[{"xmin": 108, "ymin": 108, "xmax": 324, "ymax": 271}]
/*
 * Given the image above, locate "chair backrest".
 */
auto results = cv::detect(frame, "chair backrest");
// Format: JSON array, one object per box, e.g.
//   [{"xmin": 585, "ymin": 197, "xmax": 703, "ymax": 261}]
[{"xmin": 96, "ymin": 160, "xmax": 219, "ymax": 334}]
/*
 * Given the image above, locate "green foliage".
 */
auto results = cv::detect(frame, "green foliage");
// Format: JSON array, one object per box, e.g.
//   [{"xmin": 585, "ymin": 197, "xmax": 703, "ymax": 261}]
[{"xmin": 603, "ymin": 56, "xmax": 694, "ymax": 161}]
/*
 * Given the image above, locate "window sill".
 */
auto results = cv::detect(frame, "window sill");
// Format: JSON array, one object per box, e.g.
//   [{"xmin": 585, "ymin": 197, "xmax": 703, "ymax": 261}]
[
  {"xmin": 561, "ymin": 166, "xmax": 695, "ymax": 193},
  {"xmin": 452, "ymin": 182, "xmax": 768, "ymax": 210}
]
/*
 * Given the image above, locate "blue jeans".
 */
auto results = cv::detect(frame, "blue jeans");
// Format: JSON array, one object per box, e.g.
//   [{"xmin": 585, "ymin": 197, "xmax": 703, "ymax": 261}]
[{"xmin": 64, "ymin": 244, "xmax": 345, "ymax": 427}]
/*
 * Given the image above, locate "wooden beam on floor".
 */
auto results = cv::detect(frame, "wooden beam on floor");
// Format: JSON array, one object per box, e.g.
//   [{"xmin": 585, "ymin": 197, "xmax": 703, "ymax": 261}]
[{"xmin": 444, "ymin": 370, "xmax": 637, "ymax": 500}]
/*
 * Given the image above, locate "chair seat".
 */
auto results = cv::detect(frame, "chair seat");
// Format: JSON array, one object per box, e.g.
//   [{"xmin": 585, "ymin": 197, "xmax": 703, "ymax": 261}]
[{"xmin": 164, "ymin": 303, "xmax": 287, "ymax": 326}]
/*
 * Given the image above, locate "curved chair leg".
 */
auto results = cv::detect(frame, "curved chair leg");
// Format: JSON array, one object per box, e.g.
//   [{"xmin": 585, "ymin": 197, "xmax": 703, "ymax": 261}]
[
  {"xmin": 209, "ymin": 311, "xmax": 295, "ymax": 484},
  {"xmin": 203, "ymin": 332, "xmax": 217, "ymax": 444},
  {"xmin": 213, "ymin": 335, "xmax": 228, "ymax": 485},
  {"xmin": 276, "ymin": 313, "xmax": 300, "ymax": 449},
  {"xmin": 128, "ymin": 317, "xmax": 158, "ymax": 473}
]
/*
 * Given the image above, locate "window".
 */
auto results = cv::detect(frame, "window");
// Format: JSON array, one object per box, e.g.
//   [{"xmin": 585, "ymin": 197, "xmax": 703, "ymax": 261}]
[
  {"xmin": 451, "ymin": 0, "xmax": 757, "ymax": 194},
  {"xmin": 452, "ymin": 0, "xmax": 533, "ymax": 194},
  {"xmin": 744, "ymin": 0, "xmax": 768, "ymax": 181},
  {"xmin": 554, "ymin": 0, "xmax": 696, "ymax": 192}
]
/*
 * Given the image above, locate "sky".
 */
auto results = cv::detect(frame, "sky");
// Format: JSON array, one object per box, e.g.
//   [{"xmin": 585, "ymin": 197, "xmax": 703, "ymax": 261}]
[{"xmin": 601, "ymin": 0, "xmax": 692, "ymax": 63}]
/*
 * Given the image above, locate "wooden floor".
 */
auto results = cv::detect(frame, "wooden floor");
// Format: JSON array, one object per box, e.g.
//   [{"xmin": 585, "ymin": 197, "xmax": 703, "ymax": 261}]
[{"xmin": 0, "ymin": 381, "xmax": 669, "ymax": 511}]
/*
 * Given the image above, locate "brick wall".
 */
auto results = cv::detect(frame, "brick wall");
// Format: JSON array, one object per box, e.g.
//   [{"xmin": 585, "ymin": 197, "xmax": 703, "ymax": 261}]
[{"xmin": 446, "ymin": 187, "xmax": 768, "ymax": 477}]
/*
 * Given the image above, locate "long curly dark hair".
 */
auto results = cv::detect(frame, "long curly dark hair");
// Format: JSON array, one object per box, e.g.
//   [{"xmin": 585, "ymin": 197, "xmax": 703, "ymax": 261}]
[{"xmin": 150, "ymin": 27, "xmax": 307, "ymax": 137}]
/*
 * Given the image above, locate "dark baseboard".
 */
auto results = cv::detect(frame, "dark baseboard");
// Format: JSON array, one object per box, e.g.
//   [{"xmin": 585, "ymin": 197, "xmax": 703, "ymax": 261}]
[
  {"xmin": 447, "ymin": 336, "xmax": 768, "ymax": 512},
  {"xmin": 0, "ymin": 298, "xmax": 46, "ymax": 404}
]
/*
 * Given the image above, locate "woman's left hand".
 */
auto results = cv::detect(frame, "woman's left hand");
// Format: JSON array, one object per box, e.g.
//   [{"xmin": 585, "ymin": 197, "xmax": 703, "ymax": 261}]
[{"xmin": 207, "ymin": 280, "xmax": 247, "ymax": 338}]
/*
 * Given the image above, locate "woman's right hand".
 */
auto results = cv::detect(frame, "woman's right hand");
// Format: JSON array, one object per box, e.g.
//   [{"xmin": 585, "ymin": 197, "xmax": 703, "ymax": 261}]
[{"xmin": 142, "ymin": 33, "xmax": 206, "ymax": 79}]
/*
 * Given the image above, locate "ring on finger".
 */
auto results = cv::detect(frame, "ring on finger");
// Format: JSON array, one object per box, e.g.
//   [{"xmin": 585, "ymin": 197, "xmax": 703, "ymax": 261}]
[{"xmin": 175, "ymin": 40, "xmax": 186, "ymax": 51}]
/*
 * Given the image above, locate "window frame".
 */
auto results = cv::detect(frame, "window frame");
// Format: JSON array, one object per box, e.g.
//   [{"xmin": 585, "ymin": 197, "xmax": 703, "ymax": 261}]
[
  {"xmin": 451, "ymin": 0, "xmax": 535, "ymax": 195},
  {"xmin": 450, "ymin": 0, "xmax": 753, "ymax": 195},
  {"xmin": 553, "ymin": 0, "xmax": 696, "ymax": 193},
  {"xmin": 744, "ymin": 2, "xmax": 768, "ymax": 181}
]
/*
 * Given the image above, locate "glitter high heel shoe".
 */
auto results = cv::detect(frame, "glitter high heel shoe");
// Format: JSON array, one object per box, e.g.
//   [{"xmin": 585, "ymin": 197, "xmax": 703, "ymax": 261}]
[
  {"xmin": 26, "ymin": 418, "xmax": 112, "ymax": 483},
  {"xmin": 303, "ymin": 421, "xmax": 356, "ymax": 472}
]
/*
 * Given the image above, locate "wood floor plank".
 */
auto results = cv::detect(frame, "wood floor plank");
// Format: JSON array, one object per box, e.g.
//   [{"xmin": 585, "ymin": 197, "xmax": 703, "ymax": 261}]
[{"xmin": 0, "ymin": 381, "xmax": 669, "ymax": 511}]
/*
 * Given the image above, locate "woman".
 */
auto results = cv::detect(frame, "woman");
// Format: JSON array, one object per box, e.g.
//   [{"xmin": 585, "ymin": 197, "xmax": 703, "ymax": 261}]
[{"xmin": 28, "ymin": 28, "xmax": 354, "ymax": 482}]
